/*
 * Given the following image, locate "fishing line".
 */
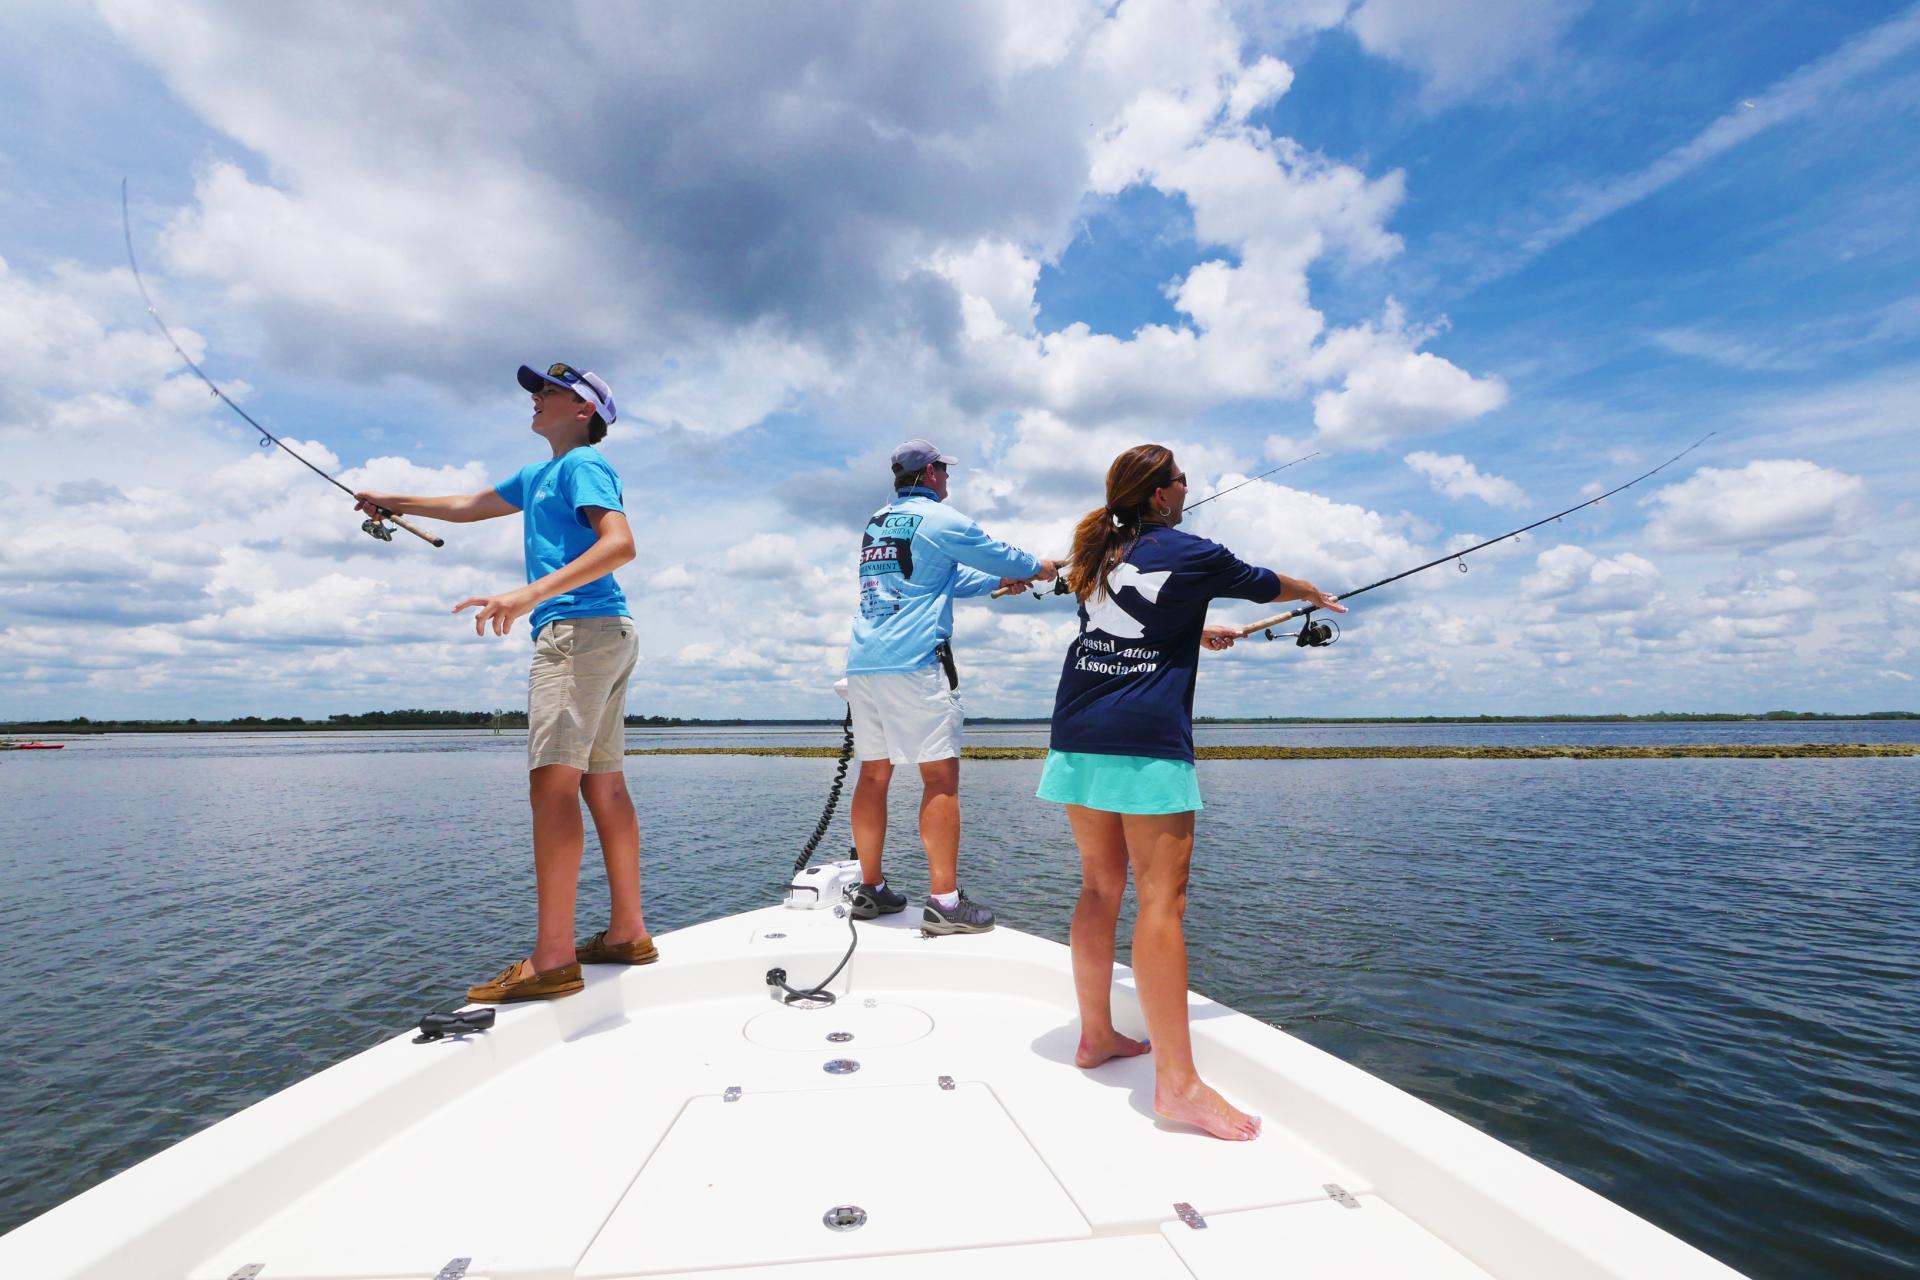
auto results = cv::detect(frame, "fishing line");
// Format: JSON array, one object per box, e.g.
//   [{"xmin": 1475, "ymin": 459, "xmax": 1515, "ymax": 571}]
[
  {"xmin": 1236, "ymin": 433, "xmax": 1717, "ymax": 643},
  {"xmin": 119, "ymin": 179, "xmax": 444, "ymax": 548}
]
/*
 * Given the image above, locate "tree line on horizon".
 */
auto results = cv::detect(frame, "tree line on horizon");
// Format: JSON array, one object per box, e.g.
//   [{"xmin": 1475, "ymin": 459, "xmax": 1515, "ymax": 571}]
[{"xmin": 3, "ymin": 708, "xmax": 1917, "ymax": 734}]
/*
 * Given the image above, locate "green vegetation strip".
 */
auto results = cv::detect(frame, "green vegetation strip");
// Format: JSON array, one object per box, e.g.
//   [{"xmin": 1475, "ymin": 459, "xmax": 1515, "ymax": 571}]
[{"xmin": 630, "ymin": 743, "xmax": 1919, "ymax": 761}]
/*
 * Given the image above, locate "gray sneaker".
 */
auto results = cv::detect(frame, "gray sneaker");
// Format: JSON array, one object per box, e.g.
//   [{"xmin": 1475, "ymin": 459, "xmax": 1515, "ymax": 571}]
[
  {"xmin": 922, "ymin": 889, "xmax": 995, "ymax": 936},
  {"xmin": 849, "ymin": 881, "xmax": 907, "ymax": 920}
]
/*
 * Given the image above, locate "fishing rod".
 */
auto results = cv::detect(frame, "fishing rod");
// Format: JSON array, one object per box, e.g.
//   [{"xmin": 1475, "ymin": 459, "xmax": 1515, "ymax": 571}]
[
  {"xmin": 990, "ymin": 450, "xmax": 1320, "ymax": 600},
  {"xmin": 1184, "ymin": 450, "xmax": 1320, "ymax": 515},
  {"xmin": 1233, "ymin": 433, "xmax": 1716, "ymax": 645},
  {"xmin": 119, "ymin": 180, "xmax": 443, "ymax": 548}
]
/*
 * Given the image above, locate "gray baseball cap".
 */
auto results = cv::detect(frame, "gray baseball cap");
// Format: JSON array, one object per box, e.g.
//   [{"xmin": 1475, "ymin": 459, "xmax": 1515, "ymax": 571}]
[{"xmin": 891, "ymin": 438, "xmax": 957, "ymax": 471}]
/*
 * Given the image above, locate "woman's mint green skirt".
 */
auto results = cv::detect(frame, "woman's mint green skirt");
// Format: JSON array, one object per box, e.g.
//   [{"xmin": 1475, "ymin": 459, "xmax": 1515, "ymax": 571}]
[{"xmin": 1035, "ymin": 749, "xmax": 1202, "ymax": 815}]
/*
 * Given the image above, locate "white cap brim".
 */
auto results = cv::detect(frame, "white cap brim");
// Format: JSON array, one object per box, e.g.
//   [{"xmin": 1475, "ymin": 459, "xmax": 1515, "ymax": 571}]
[{"xmin": 517, "ymin": 365, "xmax": 617, "ymax": 424}]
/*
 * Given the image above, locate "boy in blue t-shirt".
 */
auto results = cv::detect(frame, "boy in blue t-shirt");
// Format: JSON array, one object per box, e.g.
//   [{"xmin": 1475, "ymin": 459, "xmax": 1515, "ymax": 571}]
[{"xmin": 354, "ymin": 361, "xmax": 655, "ymax": 1004}]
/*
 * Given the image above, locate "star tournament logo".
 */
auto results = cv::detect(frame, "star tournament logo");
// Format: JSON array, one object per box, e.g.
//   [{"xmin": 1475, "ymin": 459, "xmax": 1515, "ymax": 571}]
[{"xmin": 858, "ymin": 507, "xmax": 922, "ymax": 619}]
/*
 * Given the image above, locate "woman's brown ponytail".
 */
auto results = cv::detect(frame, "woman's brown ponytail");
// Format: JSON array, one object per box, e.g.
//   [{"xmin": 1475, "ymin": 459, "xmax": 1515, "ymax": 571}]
[{"xmin": 1066, "ymin": 444, "xmax": 1177, "ymax": 603}]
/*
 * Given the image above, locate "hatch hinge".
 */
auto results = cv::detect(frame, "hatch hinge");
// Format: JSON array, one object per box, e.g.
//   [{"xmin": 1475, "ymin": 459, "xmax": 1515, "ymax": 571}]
[
  {"xmin": 1173, "ymin": 1201, "xmax": 1207, "ymax": 1229},
  {"xmin": 938, "ymin": 1075, "xmax": 955, "ymax": 1090},
  {"xmin": 724, "ymin": 1085, "xmax": 743, "ymax": 1102},
  {"xmin": 227, "ymin": 1267, "xmax": 264, "ymax": 1280},
  {"xmin": 1324, "ymin": 1183, "xmax": 1360, "ymax": 1209},
  {"xmin": 435, "ymin": 1258, "xmax": 471, "ymax": 1280}
]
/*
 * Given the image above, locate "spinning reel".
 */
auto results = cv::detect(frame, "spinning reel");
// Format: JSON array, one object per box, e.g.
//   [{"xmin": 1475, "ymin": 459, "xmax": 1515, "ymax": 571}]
[
  {"xmin": 1265, "ymin": 615, "xmax": 1339, "ymax": 647},
  {"xmin": 361, "ymin": 516, "xmax": 396, "ymax": 542}
]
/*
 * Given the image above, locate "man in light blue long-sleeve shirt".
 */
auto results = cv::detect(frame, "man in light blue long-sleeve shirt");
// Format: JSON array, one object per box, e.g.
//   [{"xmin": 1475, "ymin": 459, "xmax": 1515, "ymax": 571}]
[{"xmin": 844, "ymin": 439, "xmax": 1057, "ymax": 935}]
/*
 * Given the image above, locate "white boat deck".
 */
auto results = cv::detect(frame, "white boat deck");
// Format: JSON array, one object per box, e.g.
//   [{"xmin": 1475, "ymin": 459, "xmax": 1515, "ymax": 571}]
[{"xmin": 0, "ymin": 882, "xmax": 1747, "ymax": 1279}]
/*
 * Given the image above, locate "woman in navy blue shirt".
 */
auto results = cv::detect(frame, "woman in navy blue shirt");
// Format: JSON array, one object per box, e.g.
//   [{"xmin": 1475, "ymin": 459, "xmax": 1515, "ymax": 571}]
[{"xmin": 1038, "ymin": 444, "xmax": 1343, "ymax": 1141}]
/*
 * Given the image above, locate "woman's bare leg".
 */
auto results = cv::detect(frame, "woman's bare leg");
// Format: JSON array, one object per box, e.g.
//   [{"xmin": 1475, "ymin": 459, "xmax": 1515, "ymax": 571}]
[
  {"xmin": 1066, "ymin": 804, "xmax": 1151, "ymax": 1068},
  {"xmin": 1124, "ymin": 811, "xmax": 1260, "ymax": 1141}
]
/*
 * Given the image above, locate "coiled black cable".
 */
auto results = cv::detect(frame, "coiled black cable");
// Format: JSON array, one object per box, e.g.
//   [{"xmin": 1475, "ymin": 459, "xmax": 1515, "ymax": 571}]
[
  {"xmin": 765, "ymin": 908, "xmax": 859, "ymax": 1006},
  {"xmin": 766, "ymin": 708, "xmax": 859, "ymax": 1006},
  {"xmin": 791, "ymin": 708, "xmax": 854, "ymax": 880}
]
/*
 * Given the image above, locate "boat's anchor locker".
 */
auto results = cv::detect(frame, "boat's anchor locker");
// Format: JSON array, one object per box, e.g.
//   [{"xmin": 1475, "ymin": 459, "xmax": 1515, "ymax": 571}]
[{"xmin": 574, "ymin": 1081, "xmax": 1090, "ymax": 1276}]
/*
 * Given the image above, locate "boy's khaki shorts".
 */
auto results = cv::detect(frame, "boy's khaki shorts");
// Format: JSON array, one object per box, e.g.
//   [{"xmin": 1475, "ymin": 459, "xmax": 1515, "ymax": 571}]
[{"xmin": 527, "ymin": 616, "xmax": 638, "ymax": 773}]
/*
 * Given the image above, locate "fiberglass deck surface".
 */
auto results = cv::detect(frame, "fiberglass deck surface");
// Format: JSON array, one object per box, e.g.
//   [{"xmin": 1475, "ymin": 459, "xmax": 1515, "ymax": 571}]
[{"xmin": 177, "ymin": 905, "xmax": 1494, "ymax": 1279}]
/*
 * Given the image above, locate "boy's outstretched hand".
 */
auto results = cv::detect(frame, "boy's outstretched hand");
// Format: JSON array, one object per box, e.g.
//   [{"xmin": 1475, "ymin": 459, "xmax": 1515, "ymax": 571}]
[{"xmin": 453, "ymin": 587, "xmax": 539, "ymax": 636}]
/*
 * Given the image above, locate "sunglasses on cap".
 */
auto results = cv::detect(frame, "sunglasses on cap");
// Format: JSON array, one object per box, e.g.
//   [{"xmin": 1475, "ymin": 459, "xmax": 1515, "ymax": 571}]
[{"xmin": 546, "ymin": 362, "xmax": 588, "ymax": 386}]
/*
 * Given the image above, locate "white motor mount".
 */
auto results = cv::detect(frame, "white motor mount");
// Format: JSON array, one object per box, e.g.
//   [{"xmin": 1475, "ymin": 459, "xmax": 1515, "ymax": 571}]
[{"xmin": 785, "ymin": 857, "xmax": 862, "ymax": 910}]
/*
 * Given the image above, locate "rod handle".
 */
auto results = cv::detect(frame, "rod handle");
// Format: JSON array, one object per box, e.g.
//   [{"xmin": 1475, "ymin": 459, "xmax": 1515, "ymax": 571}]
[
  {"xmin": 390, "ymin": 514, "xmax": 445, "ymax": 547},
  {"xmin": 991, "ymin": 556, "xmax": 1068, "ymax": 599},
  {"xmin": 1233, "ymin": 604, "xmax": 1309, "ymax": 637}
]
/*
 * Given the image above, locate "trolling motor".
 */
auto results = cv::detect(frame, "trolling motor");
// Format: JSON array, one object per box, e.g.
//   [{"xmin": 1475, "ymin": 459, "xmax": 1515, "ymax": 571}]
[{"xmin": 785, "ymin": 858, "xmax": 864, "ymax": 909}]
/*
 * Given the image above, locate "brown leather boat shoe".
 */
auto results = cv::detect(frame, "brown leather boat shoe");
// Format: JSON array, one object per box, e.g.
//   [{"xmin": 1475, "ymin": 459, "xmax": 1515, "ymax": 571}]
[
  {"xmin": 465, "ymin": 959, "xmax": 584, "ymax": 1003},
  {"xmin": 575, "ymin": 930, "xmax": 660, "ymax": 966}
]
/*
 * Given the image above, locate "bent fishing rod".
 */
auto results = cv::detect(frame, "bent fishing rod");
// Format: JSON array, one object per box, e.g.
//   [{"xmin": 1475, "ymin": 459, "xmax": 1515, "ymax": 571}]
[
  {"xmin": 990, "ymin": 450, "xmax": 1320, "ymax": 600},
  {"xmin": 1234, "ymin": 433, "xmax": 1716, "ymax": 646},
  {"xmin": 119, "ymin": 180, "xmax": 443, "ymax": 548}
]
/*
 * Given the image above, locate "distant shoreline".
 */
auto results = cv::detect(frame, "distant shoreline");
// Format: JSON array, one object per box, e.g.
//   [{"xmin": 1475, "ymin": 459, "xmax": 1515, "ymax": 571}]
[
  {"xmin": 629, "ymin": 743, "xmax": 1920, "ymax": 761},
  {"xmin": 4, "ymin": 709, "xmax": 1916, "ymax": 735}
]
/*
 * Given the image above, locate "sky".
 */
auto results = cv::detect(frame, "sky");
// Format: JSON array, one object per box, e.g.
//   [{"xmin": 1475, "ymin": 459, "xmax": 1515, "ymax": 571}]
[{"xmin": 2, "ymin": 0, "xmax": 1917, "ymax": 721}]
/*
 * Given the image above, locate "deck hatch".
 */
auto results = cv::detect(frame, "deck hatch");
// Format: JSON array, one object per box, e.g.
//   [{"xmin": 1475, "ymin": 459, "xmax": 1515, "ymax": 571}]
[{"xmin": 576, "ymin": 1081, "xmax": 1090, "ymax": 1276}]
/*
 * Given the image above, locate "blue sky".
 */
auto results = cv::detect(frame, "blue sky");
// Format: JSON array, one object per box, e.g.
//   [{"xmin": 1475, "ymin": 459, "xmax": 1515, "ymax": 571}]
[{"xmin": 2, "ymin": 0, "xmax": 1916, "ymax": 720}]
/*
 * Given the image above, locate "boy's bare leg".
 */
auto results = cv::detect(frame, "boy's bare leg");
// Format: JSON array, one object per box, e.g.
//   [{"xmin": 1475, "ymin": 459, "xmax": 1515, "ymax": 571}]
[
  {"xmin": 582, "ymin": 770, "xmax": 647, "ymax": 944},
  {"xmin": 852, "ymin": 759, "xmax": 894, "ymax": 885},
  {"xmin": 1066, "ymin": 804, "xmax": 1151, "ymax": 1069},
  {"xmin": 528, "ymin": 763, "xmax": 587, "ymax": 972},
  {"xmin": 918, "ymin": 757, "xmax": 960, "ymax": 896}
]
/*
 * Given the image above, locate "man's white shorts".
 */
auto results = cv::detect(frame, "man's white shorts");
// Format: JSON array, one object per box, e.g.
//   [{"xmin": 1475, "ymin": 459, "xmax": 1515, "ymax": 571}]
[{"xmin": 846, "ymin": 665, "xmax": 963, "ymax": 764}]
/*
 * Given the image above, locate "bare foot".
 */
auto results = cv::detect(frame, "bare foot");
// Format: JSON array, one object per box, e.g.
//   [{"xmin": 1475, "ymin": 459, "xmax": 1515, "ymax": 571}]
[
  {"xmin": 1075, "ymin": 1031, "xmax": 1151, "ymax": 1069},
  {"xmin": 1154, "ymin": 1079, "xmax": 1261, "ymax": 1141}
]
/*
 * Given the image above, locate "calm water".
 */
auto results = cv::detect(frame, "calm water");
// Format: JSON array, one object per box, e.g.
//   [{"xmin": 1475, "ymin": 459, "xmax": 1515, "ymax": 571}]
[{"xmin": 2, "ymin": 727, "xmax": 1917, "ymax": 1277}]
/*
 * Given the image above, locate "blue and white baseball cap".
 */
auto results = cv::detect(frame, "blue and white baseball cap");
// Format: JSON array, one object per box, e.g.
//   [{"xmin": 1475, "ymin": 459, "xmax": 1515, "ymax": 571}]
[
  {"xmin": 891, "ymin": 438, "xmax": 956, "ymax": 471},
  {"xmin": 517, "ymin": 361, "xmax": 617, "ymax": 424}
]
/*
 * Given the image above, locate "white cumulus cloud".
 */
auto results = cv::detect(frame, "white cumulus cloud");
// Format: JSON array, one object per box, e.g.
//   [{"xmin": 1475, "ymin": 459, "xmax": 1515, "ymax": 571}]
[
  {"xmin": 1645, "ymin": 459, "xmax": 1867, "ymax": 551},
  {"xmin": 1405, "ymin": 451, "xmax": 1527, "ymax": 507}
]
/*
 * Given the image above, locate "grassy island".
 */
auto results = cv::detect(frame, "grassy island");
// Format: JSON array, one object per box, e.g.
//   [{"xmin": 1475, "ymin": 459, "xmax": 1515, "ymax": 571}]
[{"xmin": 628, "ymin": 743, "xmax": 1920, "ymax": 761}]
